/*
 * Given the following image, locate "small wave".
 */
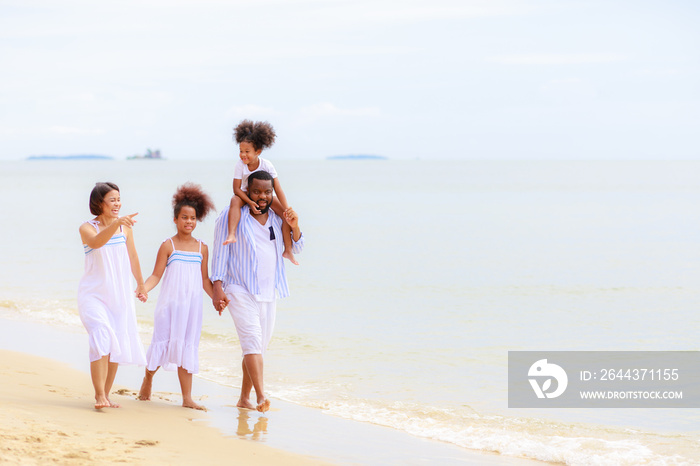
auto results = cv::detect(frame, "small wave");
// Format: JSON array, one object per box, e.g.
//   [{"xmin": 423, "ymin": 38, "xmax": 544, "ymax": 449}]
[
  {"xmin": 267, "ymin": 393, "xmax": 697, "ymax": 465},
  {"xmin": 0, "ymin": 297, "xmax": 83, "ymax": 329}
]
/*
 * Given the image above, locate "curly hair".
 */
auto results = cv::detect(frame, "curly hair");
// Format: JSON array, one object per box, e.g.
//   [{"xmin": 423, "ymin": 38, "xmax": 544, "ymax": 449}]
[
  {"xmin": 233, "ymin": 120, "xmax": 276, "ymax": 151},
  {"xmin": 89, "ymin": 182, "xmax": 119, "ymax": 216},
  {"xmin": 172, "ymin": 182, "xmax": 215, "ymax": 221}
]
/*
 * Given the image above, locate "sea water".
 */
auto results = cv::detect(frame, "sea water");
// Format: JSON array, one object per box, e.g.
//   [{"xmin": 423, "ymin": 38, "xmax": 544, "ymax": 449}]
[{"xmin": 1, "ymin": 159, "xmax": 699, "ymax": 465}]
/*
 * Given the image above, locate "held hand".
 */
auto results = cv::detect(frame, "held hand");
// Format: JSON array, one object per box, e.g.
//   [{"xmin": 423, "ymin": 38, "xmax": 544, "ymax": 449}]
[
  {"xmin": 217, "ymin": 296, "xmax": 230, "ymax": 315},
  {"xmin": 212, "ymin": 284, "xmax": 228, "ymax": 315},
  {"xmin": 248, "ymin": 202, "xmax": 261, "ymax": 215},
  {"xmin": 135, "ymin": 285, "xmax": 148, "ymax": 303},
  {"xmin": 284, "ymin": 207, "xmax": 299, "ymax": 229},
  {"xmin": 118, "ymin": 213, "xmax": 139, "ymax": 228}
]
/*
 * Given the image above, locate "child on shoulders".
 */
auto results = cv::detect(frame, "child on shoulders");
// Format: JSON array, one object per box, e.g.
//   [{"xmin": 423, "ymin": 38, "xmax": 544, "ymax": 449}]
[{"xmin": 223, "ymin": 119, "xmax": 298, "ymax": 265}]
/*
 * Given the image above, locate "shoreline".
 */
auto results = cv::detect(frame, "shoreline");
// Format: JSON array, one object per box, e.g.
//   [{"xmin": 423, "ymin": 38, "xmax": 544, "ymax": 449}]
[
  {"xmin": 0, "ymin": 315, "xmax": 544, "ymax": 465},
  {"xmin": 0, "ymin": 349, "xmax": 323, "ymax": 465}
]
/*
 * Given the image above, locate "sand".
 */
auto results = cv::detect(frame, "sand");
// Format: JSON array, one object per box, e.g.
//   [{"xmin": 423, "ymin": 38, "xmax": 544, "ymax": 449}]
[
  {"xmin": 0, "ymin": 316, "xmax": 549, "ymax": 465},
  {"xmin": 0, "ymin": 350, "xmax": 324, "ymax": 465}
]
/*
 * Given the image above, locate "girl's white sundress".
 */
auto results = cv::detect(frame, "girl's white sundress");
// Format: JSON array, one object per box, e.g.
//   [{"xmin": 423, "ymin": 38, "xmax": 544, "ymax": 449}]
[
  {"xmin": 146, "ymin": 238, "xmax": 204, "ymax": 374},
  {"xmin": 77, "ymin": 221, "xmax": 147, "ymax": 365}
]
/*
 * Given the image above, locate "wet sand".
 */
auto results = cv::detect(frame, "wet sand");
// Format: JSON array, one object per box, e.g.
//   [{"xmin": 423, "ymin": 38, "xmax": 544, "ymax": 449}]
[{"xmin": 0, "ymin": 316, "xmax": 545, "ymax": 465}]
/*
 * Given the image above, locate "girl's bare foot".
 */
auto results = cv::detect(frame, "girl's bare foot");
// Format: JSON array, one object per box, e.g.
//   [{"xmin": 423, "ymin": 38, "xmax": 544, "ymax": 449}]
[
  {"xmin": 183, "ymin": 398, "xmax": 207, "ymax": 411},
  {"xmin": 283, "ymin": 250, "xmax": 299, "ymax": 265},
  {"xmin": 107, "ymin": 399, "xmax": 121, "ymax": 408},
  {"xmin": 256, "ymin": 398, "xmax": 270, "ymax": 413},
  {"xmin": 223, "ymin": 234, "xmax": 237, "ymax": 246},
  {"xmin": 138, "ymin": 371, "xmax": 155, "ymax": 401}
]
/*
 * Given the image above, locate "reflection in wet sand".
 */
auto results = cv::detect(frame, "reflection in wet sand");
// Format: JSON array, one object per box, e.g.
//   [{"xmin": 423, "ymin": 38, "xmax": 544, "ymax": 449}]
[{"xmin": 237, "ymin": 408, "xmax": 269, "ymax": 441}]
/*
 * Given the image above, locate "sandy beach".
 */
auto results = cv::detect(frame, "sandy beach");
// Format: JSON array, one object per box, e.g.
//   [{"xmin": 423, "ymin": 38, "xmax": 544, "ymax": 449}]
[
  {"xmin": 0, "ymin": 349, "xmax": 326, "ymax": 465},
  {"xmin": 0, "ymin": 316, "xmax": 545, "ymax": 465}
]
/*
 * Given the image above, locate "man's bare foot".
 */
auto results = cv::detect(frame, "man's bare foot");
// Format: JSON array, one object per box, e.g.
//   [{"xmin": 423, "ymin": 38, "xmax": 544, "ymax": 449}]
[
  {"xmin": 183, "ymin": 398, "xmax": 207, "ymax": 411},
  {"xmin": 237, "ymin": 398, "xmax": 256, "ymax": 410},
  {"xmin": 138, "ymin": 371, "xmax": 155, "ymax": 401},
  {"xmin": 283, "ymin": 250, "xmax": 299, "ymax": 265},
  {"xmin": 256, "ymin": 398, "xmax": 270, "ymax": 413},
  {"xmin": 223, "ymin": 234, "xmax": 237, "ymax": 246}
]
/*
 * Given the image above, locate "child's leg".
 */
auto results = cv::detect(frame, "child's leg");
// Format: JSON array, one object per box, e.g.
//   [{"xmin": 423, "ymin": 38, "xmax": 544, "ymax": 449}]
[
  {"xmin": 224, "ymin": 196, "xmax": 245, "ymax": 245},
  {"xmin": 138, "ymin": 367, "xmax": 158, "ymax": 401},
  {"xmin": 270, "ymin": 197, "xmax": 298, "ymax": 265},
  {"xmin": 104, "ymin": 360, "xmax": 120, "ymax": 407},
  {"xmin": 178, "ymin": 366, "xmax": 206, "ymax": 411}
]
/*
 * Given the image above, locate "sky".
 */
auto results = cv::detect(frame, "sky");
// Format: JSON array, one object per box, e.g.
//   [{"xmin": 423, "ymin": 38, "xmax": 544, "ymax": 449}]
[{"xmin": 1, "ymin": 0, "xmax": 699, "ymax": 160}]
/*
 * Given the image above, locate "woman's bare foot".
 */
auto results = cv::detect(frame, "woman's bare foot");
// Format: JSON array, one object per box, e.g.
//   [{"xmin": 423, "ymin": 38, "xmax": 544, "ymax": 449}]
[
  {"xmin": 94, "ymin": 395, "xmax": 110, "ymax": 409},
  {"xmin": 256, "ymin": 398, "xmax": 270, "ymax": 413},
  {"xmin": 107, "ymin": 398, "xmax": 121, "ymax": 408},
  {"xmin": 237, "ymin": 397, "xmax": 256, "ymax": 410},
  {"xmin": 283, "ymin": 250, "xmax": 299, "ymax": 265}
]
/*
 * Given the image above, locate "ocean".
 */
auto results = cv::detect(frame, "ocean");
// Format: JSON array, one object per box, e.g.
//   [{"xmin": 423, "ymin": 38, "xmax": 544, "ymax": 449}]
[{"xmin": 1, "ymin": 158, "xmax": 699, "ymax": 464}]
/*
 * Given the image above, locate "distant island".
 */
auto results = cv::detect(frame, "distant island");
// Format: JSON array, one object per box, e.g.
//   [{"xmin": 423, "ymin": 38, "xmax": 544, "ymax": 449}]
[
  {"xmin": 128, "ymin": 149, "xmax": 163, "ymax": 160},
  {"xmin": 27, "ymin": 155, "xmax": 113, "ymax": 160},
  {"xmin": 327, "ymin": 154, "xmax": 387, "ymax": 160}
]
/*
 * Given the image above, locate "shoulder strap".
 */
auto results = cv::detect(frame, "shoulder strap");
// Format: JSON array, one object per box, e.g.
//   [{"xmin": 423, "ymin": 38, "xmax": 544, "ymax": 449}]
[
  {"xmin": 168, "ymin": 237, "xmax": 175, "ymax": 249},
  {"xmin": 87, "ymin": 220, "xmax": 100, "ymax": 232}
]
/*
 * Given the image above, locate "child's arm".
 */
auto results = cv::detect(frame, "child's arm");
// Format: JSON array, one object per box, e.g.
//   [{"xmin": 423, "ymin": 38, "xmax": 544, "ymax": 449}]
[
  {"xmin": 124, "ymin": 226, "xmax": 147, "ymax": 302},
  {"xmin": 79, "ymin": 213, "xmax": 138, "ymax": 249},
  {"xmin": 201, "ymin": 244, "xmax": 214, "ymax": 300},
  {"xmin": 232, "ymin": 178, "xmax": 250, "ymax": 203},
  {"xmin": 233, "ymin": 178, "xmax": 260, "ymax": 214},
  {"xmin": 285, "ymin": 207, "xmax": 302, "ymax": 243},
  {"xmin": 143, "ymin": 240, "xmax": 172, "ymax": 294},
  {"xmin": 272, "ymin": 177, "xmax": 289, "ymax": 210}
]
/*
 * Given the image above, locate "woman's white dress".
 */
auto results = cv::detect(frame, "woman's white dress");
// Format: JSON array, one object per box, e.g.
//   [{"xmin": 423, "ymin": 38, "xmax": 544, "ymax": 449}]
[
  {"xmin": 145, "ymin": 238, "xmax": 204, "ymax": 374},
  {"xmin": 77, "ymin": 221, "xmax": 147, "ymax": 364}
]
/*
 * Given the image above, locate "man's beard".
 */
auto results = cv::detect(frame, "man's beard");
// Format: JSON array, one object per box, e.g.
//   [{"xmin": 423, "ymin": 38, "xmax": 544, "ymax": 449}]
[{"xmin": 255, "ymin": 200, "xmax": 271, "ymax": 214}]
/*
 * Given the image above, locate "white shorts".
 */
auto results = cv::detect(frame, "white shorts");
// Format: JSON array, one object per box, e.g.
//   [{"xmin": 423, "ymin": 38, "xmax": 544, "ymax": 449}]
[{"xmin": 226, "ymin": 290, "xmax": 276, "ymax": 356}]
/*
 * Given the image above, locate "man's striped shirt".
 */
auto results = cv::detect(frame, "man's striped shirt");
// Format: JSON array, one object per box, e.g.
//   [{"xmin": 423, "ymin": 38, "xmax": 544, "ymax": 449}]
[{"xmin": 210, "ymin": 205, "xmax": 303, "ymax": 299}]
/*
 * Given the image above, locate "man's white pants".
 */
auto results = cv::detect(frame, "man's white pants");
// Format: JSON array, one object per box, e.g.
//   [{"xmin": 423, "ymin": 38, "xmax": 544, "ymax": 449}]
[{"xmin": 226, "ymin": 290, "xmax": 276, "ymax": 356}]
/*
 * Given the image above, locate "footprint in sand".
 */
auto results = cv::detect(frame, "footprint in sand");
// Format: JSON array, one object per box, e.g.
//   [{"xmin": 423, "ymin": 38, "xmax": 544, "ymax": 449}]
[
  {"xmin": 134, "ymin": 440, "xmax": 159, "ymax": 447},
  {"xmin": 114, "ymin": 389, "xmax": 136, "ymax": 396},
  {"xmin": 63, "ymin": 451, "xmax": 91, "ymax": 460}
]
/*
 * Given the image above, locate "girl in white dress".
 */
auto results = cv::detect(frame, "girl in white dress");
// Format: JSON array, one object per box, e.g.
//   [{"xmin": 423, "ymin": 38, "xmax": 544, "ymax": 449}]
[
  {"xmin": 78, "ymin": 182, "xmax": 148, "ymax": 409},
  {"xmin": 138, "ymin": 183, "xmax": 215, "ymax": 410}
]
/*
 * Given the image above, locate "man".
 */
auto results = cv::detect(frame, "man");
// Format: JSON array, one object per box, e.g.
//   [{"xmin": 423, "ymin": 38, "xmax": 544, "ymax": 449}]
[{"xmin": 210, "ymin": 170, "xmax": 304, "ymax": 412}]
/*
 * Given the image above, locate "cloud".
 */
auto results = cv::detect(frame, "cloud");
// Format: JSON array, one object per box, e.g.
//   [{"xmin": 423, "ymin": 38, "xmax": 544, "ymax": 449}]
[
  {"xmin": 225, "ymin": 104, "xmax": 281, "ymax": 120},
  {"xmin": 299, "ymin": 102, "xmax": 381, "ymax": 119},
  {"xmin": 48, "ymin": 126, "xmax": 105, "ymax": 136},
  {"xmin": 538, "ymin": 78, "xmax": 597, "ymax": 100},
  {"xmin": 292, "ymin": 0, "xmax": 539, "ymax": 25},
  {"xmin": 488, "ymin": 53, "xmax": 627, "ymax": 65}
]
